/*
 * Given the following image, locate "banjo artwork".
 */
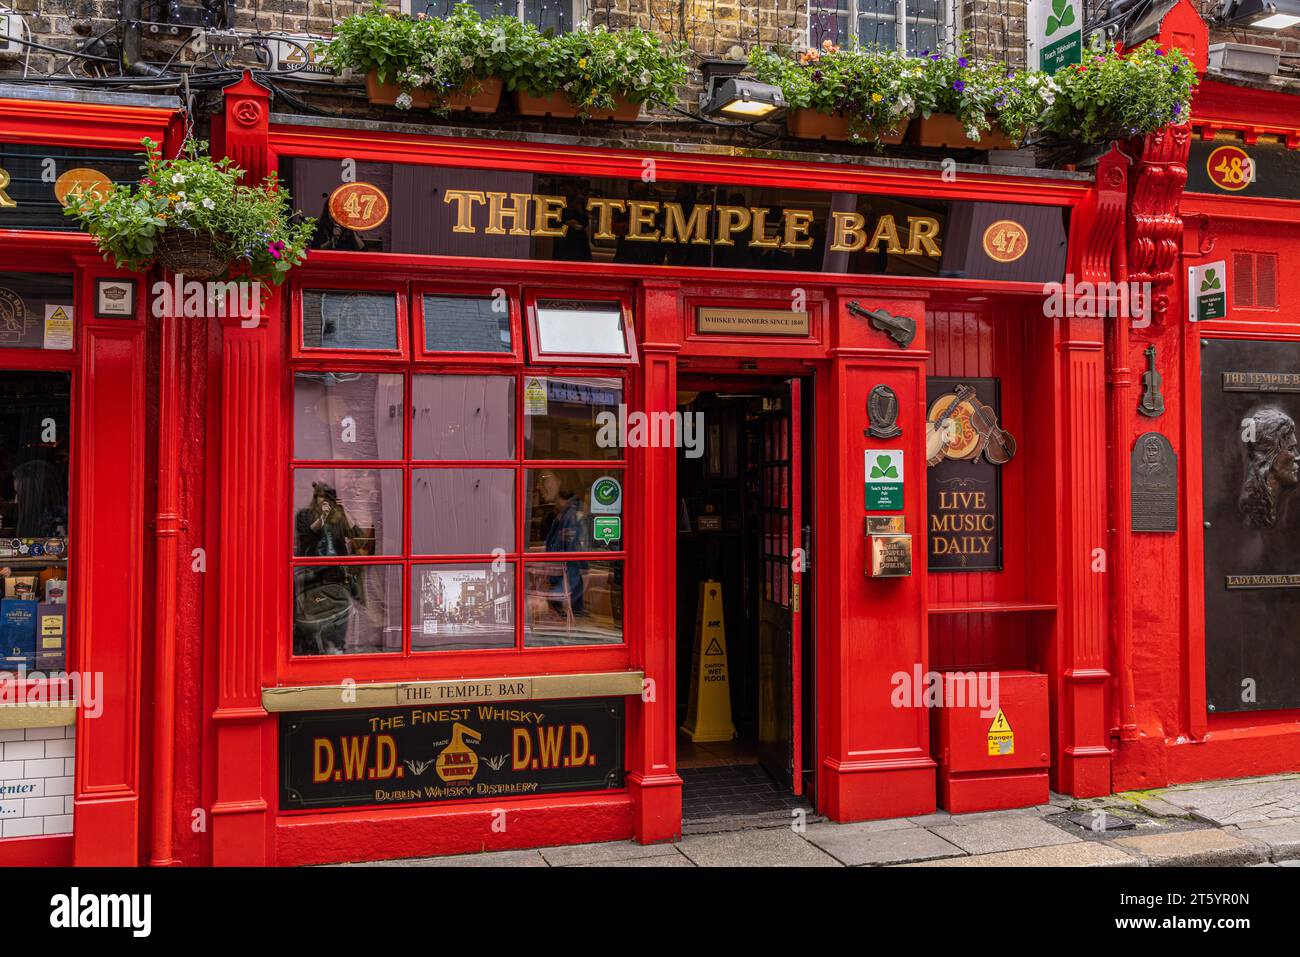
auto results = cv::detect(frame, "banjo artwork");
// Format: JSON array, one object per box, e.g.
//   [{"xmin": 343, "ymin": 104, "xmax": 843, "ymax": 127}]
[{"xmin": 925, "ymin": 377, "xmax": 1016, "ymax": 571}]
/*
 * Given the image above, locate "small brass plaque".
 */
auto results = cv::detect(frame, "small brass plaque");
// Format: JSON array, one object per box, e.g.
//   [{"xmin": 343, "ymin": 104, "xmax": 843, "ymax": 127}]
[
  {"xmin": 1225, "ymin": 574, "xmax": 1300, "ymax": 589},
  {"xmin": 696, "ymin": 307, "xmax": 810, "ymax": 337},
  {"xmin": 398, "ymin": 678, "xmax": 533, "ymax": 704},
  {"xmin": 866, "ymin": 515, "xmax": 905, "ymax": 535},
  {"xmin": 1222, "ymin": 372, "xmax": 1300, "ymax": 393},
  {"xmin": 869, "ymin": 533, "xmax": 913, "ymax": 577}
]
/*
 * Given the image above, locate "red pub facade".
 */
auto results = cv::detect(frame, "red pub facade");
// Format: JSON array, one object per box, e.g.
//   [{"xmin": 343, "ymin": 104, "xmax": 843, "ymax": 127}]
[{"xmin": 2, "ymin": 9, "xmax": 1300, "ymax": 867}]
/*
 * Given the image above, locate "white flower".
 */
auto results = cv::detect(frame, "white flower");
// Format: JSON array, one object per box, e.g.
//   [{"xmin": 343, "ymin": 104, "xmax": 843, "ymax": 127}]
[
  {"xmin": 461, "ymin": 56, "xmax": 474, "ymax": 69},
  {"xmin": 176, "ymin": 191, "xmax": 186, "ymax": 200},
  {"xmin": 176, "ymin": 201, "xmax": 193, "ymax": 212},
  {"xmin": 171, "ymin": 173, "xmax": 185, "ymax": 185},
  {"xmin": 201, "ymin": 197, "xmax": 215, "ymax": 210},
  {"xmin": 965, "ymin": 126, "xmax": 981, "ymax": 141},
  {"xmin": 395, "ymin": 91, "xmax": 413, "ymax": 110},
  {"xmin": 638, "ymin": 70, "xmax": 651, "ymax": 87}
]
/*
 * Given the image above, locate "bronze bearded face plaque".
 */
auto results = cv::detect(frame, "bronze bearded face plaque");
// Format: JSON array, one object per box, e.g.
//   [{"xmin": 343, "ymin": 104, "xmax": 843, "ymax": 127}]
[{"xmin": 1203, "ymin": 339, "xmax": 1300, "ymax": 712}]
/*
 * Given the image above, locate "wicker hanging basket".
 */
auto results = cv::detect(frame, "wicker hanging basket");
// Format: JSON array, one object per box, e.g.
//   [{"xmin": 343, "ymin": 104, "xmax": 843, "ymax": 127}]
[{"xmin": 154, "ymin": 228, "xmax": 231, "ymax": 280}]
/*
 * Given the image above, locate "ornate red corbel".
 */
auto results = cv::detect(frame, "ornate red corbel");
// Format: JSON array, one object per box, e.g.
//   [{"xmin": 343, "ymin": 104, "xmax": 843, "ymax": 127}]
[{"xmin": 1125, "ymin": 123, "xmax": 1191, "ymax": 320}]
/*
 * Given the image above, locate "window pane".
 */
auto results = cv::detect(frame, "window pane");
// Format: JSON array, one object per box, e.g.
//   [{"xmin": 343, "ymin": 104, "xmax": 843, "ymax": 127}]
[
  {"xmin": 524, "ymin": 0, "xmax": 572, "ymax": 32},
  {"xmin": 0, "ymin": 371, "xmax": 70, "ymax": 673},
  {"xmin": 906, "ymin": 22, "xmax": 941, "ymax": 55},
  {"xmin": 412, "ymin": 468, "xmax": 515, "ymax": 555},
  {"xmin": 293, "ymin": 469, "xmax": 403, "ymax": 556},
  {"xmin": 524, "ymin": 559, "xmax": 623, "ymax": 646},
  {"xmin": 412, "ymin": 375, "xmax": 515, "ymax": 460},
  {"xmin": 294, "ymin": 372, "xmax": 404, "ymax": 461},
  {"xmin": 292, "ymin": 564, "xmax": 402, "ymax": 656},
  {"xmin": 526, "ymin": 468, "xmax": 624, "ymax": 551},
  {"xmin": 859, "ymin": 14, "xmax": 898, "ymax": 50},
  {"xmin": 423, "ymin": 294, "xmax": 511, "ymax": 353},
  {"xmin": 0, "ymin": 272, "xmax": 75, "ymax": 351},
  {"xmin": 534, "ymin": 299, "xmax": 629, "ymax": 356},
  {"xmin": 809, "ymin": 1, "xmax": 851, "ymax": 47},
  {"xmin": 909, "ymin": 0, "xmax": 942, "ymax": 20},
  {"xmin": 301, "ymin": 290, "xmax": 398, "ymax": 351},
  {"xmin": 412, "ymin": 563, "xmax": 515, "ymax": 651},
  {"xmin": 524, "ymin": 377, "xmax": 622, "ymax": 460}
]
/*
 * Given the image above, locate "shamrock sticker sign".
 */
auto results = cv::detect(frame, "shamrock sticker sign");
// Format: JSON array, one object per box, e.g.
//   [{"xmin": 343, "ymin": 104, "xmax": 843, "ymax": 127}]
[
  {"xmin": 1035, "ymin": 0, "xmax": 1082, "ymax": 72},
  {"xmin": 1046, "ymin": 0, "xmax": 1075, "ymax": 36},
  {"xmin": 1190, "ymin": 260, "xmax": 1227, "ymax": 322},
  {"xmin": 865, "ymin": 449, "xmax": 904, "ymax": 510}
]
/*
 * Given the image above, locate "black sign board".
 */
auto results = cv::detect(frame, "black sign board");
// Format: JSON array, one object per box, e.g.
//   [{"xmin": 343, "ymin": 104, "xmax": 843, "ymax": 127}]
[
  {"xmin": 283, "ymin": 157, "xmax": 1069, "ymax": 284},
  {"xmin": 926, "ymin": 376, "xmax": 1004, "ymax": 572},
  {"xmin": 1187, "ymin": 140, "xmax": 1300, "ymax": 201},
  {"xmin": 1203, "ymin": 339, "xmax": 1300, "ymax": 712},
  {"xmin": 280, "ymin": 697, "xmax": 625, "ymax": 810},
  {"xmin": 0, "ymin": 144, "xmax": 140, "ymax": 231},
  {"xmin": 1130, "ymin": 432, "xmax": 1177, "ymax": 532}
]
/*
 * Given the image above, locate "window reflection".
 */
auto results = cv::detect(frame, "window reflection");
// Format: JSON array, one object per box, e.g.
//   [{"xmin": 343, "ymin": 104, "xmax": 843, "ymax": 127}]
[
  {"xmin": 294, "ymin": 372, "xmax": 404, "ymax": 461},
  {"xmin": 524, "ymin": 377, "xmax": 622, "ymax": 460},
  {"xmin": 292, "ymin": 564, "xmax": 402, "ymax": 656},
  {"xmin": 524, "ymin": 560, "xmax": 623, "ymax": 646},
  {"xmin": 293, "ymin": 469, "xmax": 403, "ymax": 556}
]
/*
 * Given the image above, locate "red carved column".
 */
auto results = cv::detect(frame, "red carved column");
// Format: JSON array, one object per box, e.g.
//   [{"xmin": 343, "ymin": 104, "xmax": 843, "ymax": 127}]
[
  {"xmin": 1126, "ymin": 124, "xmax": 1191, "ymax": 320},
  {"xmin": 209, "ymin": 73, "xmax": 278, "ymax": 865},
  {"xmin": 625, "ymin": 278, "xmax": 683, "ymax": 843}
]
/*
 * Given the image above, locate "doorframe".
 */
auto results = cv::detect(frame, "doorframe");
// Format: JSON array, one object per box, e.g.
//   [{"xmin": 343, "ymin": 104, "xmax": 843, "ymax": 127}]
[{"xmin": 673, "ymin": 365, "xmax": 819, "ymax": 807}]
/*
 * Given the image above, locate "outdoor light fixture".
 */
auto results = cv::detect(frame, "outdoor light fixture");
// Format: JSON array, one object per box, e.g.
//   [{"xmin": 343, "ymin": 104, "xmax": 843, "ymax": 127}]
[
  {"xmin": 1221, "ymin": 0, "xmax": 1300, "ymax": 29},
  {"xmin": 698, "ymin": 58, "xmax": 785, "ymax": 121}
]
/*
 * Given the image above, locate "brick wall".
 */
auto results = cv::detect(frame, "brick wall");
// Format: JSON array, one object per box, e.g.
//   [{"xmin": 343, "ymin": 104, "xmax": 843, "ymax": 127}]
[{"xmin": 0, "ymin": 724, "xmax": 75, "ymax": 838}]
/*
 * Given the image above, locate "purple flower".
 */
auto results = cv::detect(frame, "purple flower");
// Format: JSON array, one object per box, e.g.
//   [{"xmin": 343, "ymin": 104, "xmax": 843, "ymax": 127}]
[
  {"xmin": 920, "ymin": 49, "xmax": 929, "ymax": 56},
  {"xmin": 1156, "ymin": 47, "xmax": 1166, "ymax": 56},
  {"xmin": 930, "ymin": 53, "xmax": 941, "ymax": 61},
  {"xmin": 953, "ymin": 80, "xmax": 965, "ymax": 92},
  {"xmin": 1172, "ymin": 104, "xmax": 1181, "ymax": 115},
  {"xmin": 958, "ymin": 57, "xmax": 968, "ymax": 68}
]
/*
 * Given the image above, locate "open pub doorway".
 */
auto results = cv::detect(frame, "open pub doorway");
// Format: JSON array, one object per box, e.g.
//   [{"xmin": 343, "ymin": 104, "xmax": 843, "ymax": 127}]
[{"xmin": 675, "ymin": 374, "xmax": 815, "ymax": 827}]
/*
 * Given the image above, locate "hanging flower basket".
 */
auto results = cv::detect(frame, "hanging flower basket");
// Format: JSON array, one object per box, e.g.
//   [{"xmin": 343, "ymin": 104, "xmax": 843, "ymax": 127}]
[
  {"xmin": 787, "ymin": 109, "xmax": 907, "ymax": 145},
  {"xmin": 910, "ymin": 113, "xmax": 1016, "ymax": 150},
  {"xmin": 62, "ymin": 137, "xmax": 315, "ymax": 285},
  {"xmin": 154, "ymin": 228, "xmax": 231, "ymax": 280}
]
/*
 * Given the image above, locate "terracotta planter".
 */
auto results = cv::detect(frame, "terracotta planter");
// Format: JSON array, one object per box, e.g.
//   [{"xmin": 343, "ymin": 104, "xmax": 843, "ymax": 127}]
[
  {"xmin": 365, "ymin": 72, "xmax": 434, "ymax": 109},
  {"xmin": 443, "ymin": 76, "xmax": 503, "ymax": 114},
  {"xmin": 786, "ymin": 108, "xmax": 907, "ymax": 144},
  {"xmin": 514, "ymin": 90, "xmax": 641, "ymax": 121},
  {"xmin": 910, "ymin": 113, "xmax": 1017, "ymax": 150}
]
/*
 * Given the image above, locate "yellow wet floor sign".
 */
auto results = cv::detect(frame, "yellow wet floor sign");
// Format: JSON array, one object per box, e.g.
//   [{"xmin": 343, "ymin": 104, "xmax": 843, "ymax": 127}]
[
  {"xmin": 987, "ymin": 709, "xmax": 1014, "ymax": 756},
  {"xmin": 681, "ymin": 580, "xmax": 735, "ymax": 743}
]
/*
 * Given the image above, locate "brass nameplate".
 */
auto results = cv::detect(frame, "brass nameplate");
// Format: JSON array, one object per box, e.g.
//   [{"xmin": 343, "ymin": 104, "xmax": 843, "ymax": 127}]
[
  {"xmin": 1225, "ymin": 574, "xmax": 1300, "ymax": 589},
  {"xmin": 1222, "ymin": 372, "xmax": 1300, "ymax": 393},
  {"xmin": 869, "ymin": 533, "xmax": 913, "ymax": 577},
  {"xmin": 866, "ymin": 515, "xmax": 905, "ymax": 535},
  {"xmin": 696, "ymin": 307, "xmax": 810, "ymax": 337},
  {"xmin": 262, "ymin": 671, "xmax": 644, "ymax": 713}
]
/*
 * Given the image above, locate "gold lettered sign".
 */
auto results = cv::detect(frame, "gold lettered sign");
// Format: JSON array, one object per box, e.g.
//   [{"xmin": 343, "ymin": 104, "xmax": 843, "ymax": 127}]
[
  {"xmin": 328, "ymin": 181, "xmax": 390, "ymax": 231},
  {"xmin": 982, "ymin": 219, "xmax": 1029, "ymax": 263},
  {"xmin": 696, "ymin": 307, "xmax": 810, "ymax": 337}
]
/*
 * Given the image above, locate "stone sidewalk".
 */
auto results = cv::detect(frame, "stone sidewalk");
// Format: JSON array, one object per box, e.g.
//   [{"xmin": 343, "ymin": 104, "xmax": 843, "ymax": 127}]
[{"xmin": 348, "ymin": 772, "xmax": 1300, "ymax": 867}]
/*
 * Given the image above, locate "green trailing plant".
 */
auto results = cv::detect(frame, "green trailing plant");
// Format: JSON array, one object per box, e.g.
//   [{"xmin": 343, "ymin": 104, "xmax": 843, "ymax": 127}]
[
  {"xmin": 1042, "ymin": 39, "xmax": 1198, "ymax": 144},
  {"xmin": 748, "ymin": 42, "xmax": 914, "ymax": 145},
  {"xmin": 324, "ymin": 4, "xmax": 688, "ymax": 116},
  {"xmin": 323, "ymin": 2, "xmax": 522, "ymax": 110},
  {"xmin": 906, "ymin": 40, "xmax": 1055, "ymax": 142},
  {"xmin": 513, "ymin": 24, "xmax": 689, "ymax": 113},
  {"xmin": 63, "ymin": 137, "xmax": 315, "ymax": 283}
]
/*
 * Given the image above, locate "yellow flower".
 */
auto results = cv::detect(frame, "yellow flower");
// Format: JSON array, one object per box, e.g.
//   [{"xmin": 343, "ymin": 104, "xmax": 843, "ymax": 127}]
[
  {"xmin": 578, "ymin": 57, "xmax": 588, "ymax": 68},
  {"xmin": 871, "ymin": 93, "xmax": 882, "ymax": 102}
]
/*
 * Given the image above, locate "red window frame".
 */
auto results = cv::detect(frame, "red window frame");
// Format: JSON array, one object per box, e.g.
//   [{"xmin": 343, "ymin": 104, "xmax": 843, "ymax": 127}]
[
  {"xmin": 283, "ymin": 272, "xmax": 634, "ymax": 683},
  {"xmin": 524, "ymin": 288, "xmax": 639, "ymax": 366}
]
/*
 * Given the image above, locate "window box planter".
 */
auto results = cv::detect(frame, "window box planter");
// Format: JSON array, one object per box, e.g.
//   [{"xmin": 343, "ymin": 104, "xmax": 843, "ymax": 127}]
[
  {"xmin": 786, "ymin": 108, "xmax": 907, "ymax": 145},
  {"xmin": 910, "ymin": 113, "xmax": 1016, "ymax": 151},
  {"xmin": 365, "ymin": 72, "xmax": 433, "ymax": 109},
  {"xmin": 514, "ymin": 90, "xmax": 642, "ymax": 121}
]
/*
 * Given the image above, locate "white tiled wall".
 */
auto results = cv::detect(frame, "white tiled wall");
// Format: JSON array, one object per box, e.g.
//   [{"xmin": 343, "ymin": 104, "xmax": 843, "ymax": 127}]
[{"xmin": 0, "ymin": 726, "xmax": 75, "ymax": 838}]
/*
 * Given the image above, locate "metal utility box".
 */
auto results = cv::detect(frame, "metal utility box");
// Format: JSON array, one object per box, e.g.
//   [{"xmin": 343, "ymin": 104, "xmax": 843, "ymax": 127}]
[{"xmin": 932, "ymin": 670, "xmax": 1050, "ymax": 813}]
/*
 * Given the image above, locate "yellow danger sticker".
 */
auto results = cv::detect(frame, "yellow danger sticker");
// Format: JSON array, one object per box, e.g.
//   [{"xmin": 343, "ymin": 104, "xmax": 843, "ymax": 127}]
[{"xmin": 987, "ymin": 708, "xmax": 1014, "ymax": 756}]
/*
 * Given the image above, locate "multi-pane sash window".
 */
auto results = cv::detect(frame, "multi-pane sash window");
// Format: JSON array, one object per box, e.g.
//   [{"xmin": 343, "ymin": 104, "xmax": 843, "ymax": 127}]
[
  {"xmin": 809, "ymin": 0, "xmax": 947, "ymax": 54},
  {"xmin": 403, "ymin": 0, "xmax": 579, "ymax": 33}
]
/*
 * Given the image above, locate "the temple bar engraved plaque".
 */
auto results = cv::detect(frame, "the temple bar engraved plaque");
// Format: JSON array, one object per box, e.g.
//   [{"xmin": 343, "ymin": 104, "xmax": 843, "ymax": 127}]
[
  {"xmin": 1130, "ymin": 432, "xmax": 1177, "ymax": 532},
  {"xmin": 1223, "ymin": 371, "xmax": 1300, "ymax": 393},
  {"xmin": 1203, "ymin": 338, "xmax": 1300, "ymax": 713}
]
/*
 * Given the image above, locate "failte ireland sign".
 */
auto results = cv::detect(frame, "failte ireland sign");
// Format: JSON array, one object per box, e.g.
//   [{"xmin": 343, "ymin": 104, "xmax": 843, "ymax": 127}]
[{"xmin": 1029, "ymin": 0, "xmax": 1083, "ymax": 73}]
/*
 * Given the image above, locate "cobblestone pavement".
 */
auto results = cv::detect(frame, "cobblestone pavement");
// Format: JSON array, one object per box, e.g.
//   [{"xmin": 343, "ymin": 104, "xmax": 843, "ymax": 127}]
[{"xmin": 341, "ymin": 772, "xmax": 1300, "ymax": 867}]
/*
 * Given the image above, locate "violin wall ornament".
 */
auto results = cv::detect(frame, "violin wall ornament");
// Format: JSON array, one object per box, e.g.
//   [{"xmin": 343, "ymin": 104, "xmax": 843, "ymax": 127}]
[
  {"xmin": 925, "ymin": 380, "xmax": 1017, "ymax": 467},
  {"xmin": 1138, "ymin": 343, "xmax": 1165, "ymax": 418},
  {"xmin": 846, "ymin": 300, "xmax": 915, "ymax": 349}
]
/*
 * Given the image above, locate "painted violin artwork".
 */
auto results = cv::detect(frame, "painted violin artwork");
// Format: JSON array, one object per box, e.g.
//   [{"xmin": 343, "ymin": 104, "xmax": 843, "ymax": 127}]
[{"xmin": 925, "ymin": 382, "xmax": 1017, "ymax": 466}]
